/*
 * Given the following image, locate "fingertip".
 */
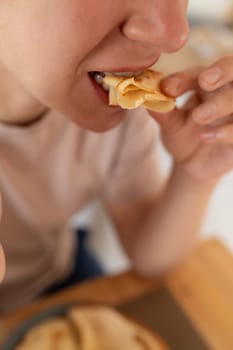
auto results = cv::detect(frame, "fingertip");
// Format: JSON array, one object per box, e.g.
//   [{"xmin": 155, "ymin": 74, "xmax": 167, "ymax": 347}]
[
  {"xmin": 198, "ymin": 67, "xmax": 222, "ymax": 91},
  {"xmin": 160, "ymin": 76, "xmax": 182, "ymax": 97},
  {"xmin": 198, "ymin": 76, "xmax": 213, "ymax": 92}
]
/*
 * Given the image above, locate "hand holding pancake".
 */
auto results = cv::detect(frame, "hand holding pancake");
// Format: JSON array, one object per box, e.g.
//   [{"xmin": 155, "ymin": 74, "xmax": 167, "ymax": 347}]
[{"xmin": 149, "ymin": 56, "xmax": 233, "ymax": 183}]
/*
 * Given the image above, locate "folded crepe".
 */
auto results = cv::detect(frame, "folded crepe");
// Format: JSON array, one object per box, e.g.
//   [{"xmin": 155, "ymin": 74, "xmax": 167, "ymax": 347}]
[
  {"xmin": 69, "ymin": 305, "xmax": 168, "ymax": 350},
  {"xmin": 15, "ymin": 317, "xmax": 80, "ymax": 350},
  {"xmin": 15, "ymin": 306, "xmax": 168, "ymax": 350},
  {"xmin": 103, "ymin": 70, "xmax": 175, "ymax": 112}
]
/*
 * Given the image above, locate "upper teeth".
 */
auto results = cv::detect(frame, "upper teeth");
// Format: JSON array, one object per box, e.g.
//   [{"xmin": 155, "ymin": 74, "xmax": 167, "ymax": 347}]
[
  {"xmin": 93, "ymin": 73, "xmax": 109, "ymax": 91},
  {"xmin": 94, "ymin": 73, "xmax": 105, "ymax": 84},
  {"xmin": 105, "ymin": 71, "xmax": 142, "ymax": 77},
  {"xmin": 106, "ymin": 72, "xmax": 132, "ymax": 77},
  {"xmin": 92, "ymin": 71, "xmax": 143, "ymax": 91}
]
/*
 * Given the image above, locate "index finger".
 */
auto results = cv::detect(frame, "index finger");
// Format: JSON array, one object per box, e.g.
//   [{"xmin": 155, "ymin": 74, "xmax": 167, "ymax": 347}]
[{"xmin": 198, "ymin": 56, "xmax": 233, "ymax": 92}]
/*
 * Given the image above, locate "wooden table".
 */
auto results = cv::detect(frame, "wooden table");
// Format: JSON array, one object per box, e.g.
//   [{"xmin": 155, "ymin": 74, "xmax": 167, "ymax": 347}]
[{"xmin": 0, "ymin": 238, "xmax": 233, "ymax": 349}]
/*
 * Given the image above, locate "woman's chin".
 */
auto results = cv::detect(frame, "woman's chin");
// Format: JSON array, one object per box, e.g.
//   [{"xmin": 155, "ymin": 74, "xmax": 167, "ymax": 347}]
[{"xmin": 70, "ymin": 107, "xmax": 128, "ymax": 133}]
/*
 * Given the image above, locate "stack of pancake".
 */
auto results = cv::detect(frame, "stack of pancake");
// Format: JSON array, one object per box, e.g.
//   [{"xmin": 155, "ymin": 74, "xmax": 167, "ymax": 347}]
[{"xmin": 15, "ymin": 306, "xmax": 168, "ymax": 350}]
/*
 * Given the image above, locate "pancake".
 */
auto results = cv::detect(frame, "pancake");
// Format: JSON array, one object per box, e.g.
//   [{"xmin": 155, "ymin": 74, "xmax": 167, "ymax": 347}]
[
  {"xmin": 69, "ymin": 305, "xmax": 168, "ymax": 350},
  {"xmin": 15, "ymin": 317, "xmax": 80, "ymax": 350},
  {"xmin": 103, "ymin": 70, "xmax": 175, "ymax": 112},
  {"xmin": 15, "ymin": 306, "xmax": 169, "ymax": 350}
]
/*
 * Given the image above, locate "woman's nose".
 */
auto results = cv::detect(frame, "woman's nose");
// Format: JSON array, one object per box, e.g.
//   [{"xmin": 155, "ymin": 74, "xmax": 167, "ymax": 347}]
[{"xmin": 122, "ymin": 7, "xmax": 189, "ymax": 53}]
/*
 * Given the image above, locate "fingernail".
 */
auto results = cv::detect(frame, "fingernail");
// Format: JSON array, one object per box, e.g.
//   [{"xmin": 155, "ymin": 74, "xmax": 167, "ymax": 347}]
[
  {"xmin": 193, "ymin": 104, "xmax": 216, "ymax": 122},
  {"xmin": 164, "ymin": 77, "xmax": 181, "ymax": 95},
  {"xmin": 201, "ymin": 67, "xmax": 222, "ymax": 85},
  {"xmin": 201, "ymin": 130, "xmax": 216, "ymax": 142}
]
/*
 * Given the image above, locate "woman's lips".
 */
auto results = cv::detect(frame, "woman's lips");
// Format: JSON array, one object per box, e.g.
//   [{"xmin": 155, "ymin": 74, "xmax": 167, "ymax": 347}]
[
  {"xmin": 89, "ymin": 74, "xmax": 122, "ymax": 111},
  {"xmin": 89, "ymin": 74, "xmax": 109, "ymax": 105}
]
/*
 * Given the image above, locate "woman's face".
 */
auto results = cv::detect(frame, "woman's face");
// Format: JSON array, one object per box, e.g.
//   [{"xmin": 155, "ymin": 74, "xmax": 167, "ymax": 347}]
[{"xmin": 0, "ymin": 0, "xmax": 189, "ymax": 132}]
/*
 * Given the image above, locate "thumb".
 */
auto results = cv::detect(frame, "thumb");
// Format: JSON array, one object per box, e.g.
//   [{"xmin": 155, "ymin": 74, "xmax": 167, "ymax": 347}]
[{"xmin": 148, "ymin": 108, "xmax": 186, "ymax": 135}]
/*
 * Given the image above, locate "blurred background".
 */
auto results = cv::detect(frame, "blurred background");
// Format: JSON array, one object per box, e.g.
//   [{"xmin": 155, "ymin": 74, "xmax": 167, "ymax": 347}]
[{"xmin": 72, "ymin": 0, "xmax": 233, "ymax": 274}]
